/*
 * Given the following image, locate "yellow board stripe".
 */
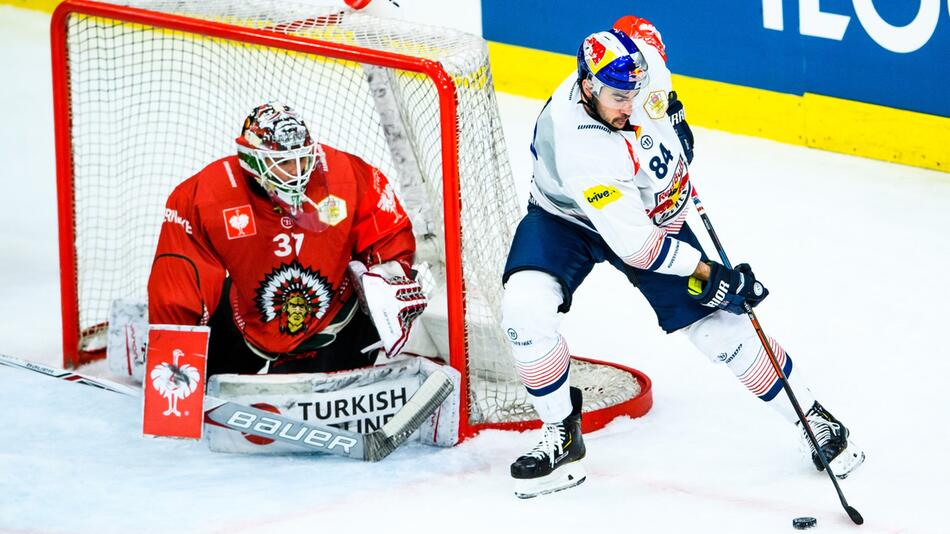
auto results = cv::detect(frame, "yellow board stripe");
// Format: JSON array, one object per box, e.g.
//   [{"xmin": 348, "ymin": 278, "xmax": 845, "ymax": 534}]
[
  {"xmin": 1, "ymin": 0, "xmax": 61, "ymax": 12},
  {"xmin": 6, "ymin": 2, "xmax": 946, "ymax": 172},
  {"xmin": 488, "ymin": 41, "xmax": 948, "ymax": 173}
]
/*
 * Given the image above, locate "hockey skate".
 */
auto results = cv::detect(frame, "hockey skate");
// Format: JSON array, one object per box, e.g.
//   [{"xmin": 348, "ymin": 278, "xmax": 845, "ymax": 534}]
[
  {"xmin": 798, "ymin": 401, "xmax": 865, "ymax": 479},
  {"xmin": 511, "ymin": 387, "xmax": 586, "ymax": 499}
]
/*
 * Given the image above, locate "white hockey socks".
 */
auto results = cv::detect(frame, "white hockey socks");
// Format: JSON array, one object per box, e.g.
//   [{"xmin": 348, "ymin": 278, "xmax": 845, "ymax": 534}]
[
  {"xmin": 502, "ymin": 271, "xmax": 573, "ymax": 423},
  {"xmin": 686, "ymin": 310, "xmax": 816, "ymax": 424}
]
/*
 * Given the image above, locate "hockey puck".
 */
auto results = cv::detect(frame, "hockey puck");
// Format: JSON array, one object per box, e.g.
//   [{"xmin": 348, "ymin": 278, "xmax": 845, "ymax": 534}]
[{"xmin": 792, "ymin": 517, "xmax": 817, "ymax": 530}]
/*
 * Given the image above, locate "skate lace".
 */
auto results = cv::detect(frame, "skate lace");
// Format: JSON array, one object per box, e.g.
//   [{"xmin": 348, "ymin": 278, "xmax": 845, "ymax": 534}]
[
  {"xmin": 802, "ymin": 413, "xmax": 840, "ymax": 453},
  {"xmin": 527, "ymin": 423, "xmax": 566, "ymax": 466}
]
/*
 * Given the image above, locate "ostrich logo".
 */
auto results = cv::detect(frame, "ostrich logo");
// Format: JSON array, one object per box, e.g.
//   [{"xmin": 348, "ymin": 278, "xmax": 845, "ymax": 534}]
[
  {"xmin": 229, "ymin": 213, "xmax": 250, "ymax": 235},
  {"xmin": 150, "ymin": 348, "xmax": 202, "ymax": 417},
  {"xmin": 222, "ymin": 205, "xmax": 257, "ymax": 239}
]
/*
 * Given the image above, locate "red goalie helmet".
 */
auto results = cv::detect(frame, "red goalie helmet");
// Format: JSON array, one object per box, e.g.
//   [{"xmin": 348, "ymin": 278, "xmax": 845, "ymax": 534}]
[{"xmin": 236, "ymin": 102, "xmax": 320, "ymax": 213}]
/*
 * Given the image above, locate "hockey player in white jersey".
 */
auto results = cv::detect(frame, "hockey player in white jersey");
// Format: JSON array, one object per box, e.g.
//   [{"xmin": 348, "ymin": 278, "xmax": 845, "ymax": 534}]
[{"xmin": 502, "ymin": 16, "xmax": 865, "ymax": 498}]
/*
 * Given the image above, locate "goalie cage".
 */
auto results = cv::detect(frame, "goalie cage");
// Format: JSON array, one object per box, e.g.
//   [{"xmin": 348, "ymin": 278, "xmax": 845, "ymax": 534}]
[{"xmin": 51, "ymin": 0, "xmax": 653, "ymax": 439}]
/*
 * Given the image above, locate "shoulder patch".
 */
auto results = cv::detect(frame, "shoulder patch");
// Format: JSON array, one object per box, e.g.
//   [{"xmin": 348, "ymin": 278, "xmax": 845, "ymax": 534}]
[
  {"xmin": 316, "ymin": 195, "xmax": 348, "ymax": 226},
  {"xmin": 584, "ymin": 184, "xmax": 623, "ymax": 209},
  {"xmin": 643, "ymin": 90, "xmax": 668, "ymax": 119},
  {"xmin": 222, "ymin": 205, "xmax": 257, "ymax": 239}
]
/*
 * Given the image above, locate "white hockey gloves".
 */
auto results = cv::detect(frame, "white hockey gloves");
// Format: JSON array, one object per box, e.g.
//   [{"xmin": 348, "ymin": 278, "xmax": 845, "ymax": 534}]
[{"xmin": 349, "ymin": 260, "xmax": 427, "ymax": 359}]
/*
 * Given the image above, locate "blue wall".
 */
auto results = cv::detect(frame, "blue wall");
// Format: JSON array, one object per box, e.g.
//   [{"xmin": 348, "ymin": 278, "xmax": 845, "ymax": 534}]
[{"xmin": 483, "ymin": 0, "xmax": 950, "ymax": 117}]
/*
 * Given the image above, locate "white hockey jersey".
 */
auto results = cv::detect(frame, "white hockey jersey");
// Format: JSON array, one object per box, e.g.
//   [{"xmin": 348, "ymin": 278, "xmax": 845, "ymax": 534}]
[{"xmin": 528, "ymin": 31, "xmax": 702, "ymax": 277}]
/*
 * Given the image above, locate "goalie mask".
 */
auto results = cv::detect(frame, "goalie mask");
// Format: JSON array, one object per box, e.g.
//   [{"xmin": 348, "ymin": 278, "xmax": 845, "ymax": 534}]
[{"xmin": 236, "ymin": 103, "xmax": 324, "ymax": 215}]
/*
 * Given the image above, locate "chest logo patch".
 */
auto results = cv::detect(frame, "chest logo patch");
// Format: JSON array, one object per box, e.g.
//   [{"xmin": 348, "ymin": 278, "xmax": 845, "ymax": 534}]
[
  {"xmin": 256, "ymin": 260, "xmax": 334, "ymax": 335},
  {"xmin": 316, "ymin": 195, "xmax": 347, "ymax": 227},
  {"xmin": 648, "ymin": 156, "xmax": 691, "ymax": 228},
  {"xmin": 643, "ymin": 91, "xmax": 668, "ymax": 120},
  {"xmin": 223, "ymin": 205, "xmax": 257, "ymax": 240},
  {"xmin": 584, "ymin": 185, "xmax": 623, "ymax": 209}
]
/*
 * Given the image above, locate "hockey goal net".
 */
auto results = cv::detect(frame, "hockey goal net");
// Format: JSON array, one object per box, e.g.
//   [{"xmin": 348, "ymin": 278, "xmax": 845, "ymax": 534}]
[{"xmin": 52, "ymin": 0, "xmax": 651, "ymax": 438}]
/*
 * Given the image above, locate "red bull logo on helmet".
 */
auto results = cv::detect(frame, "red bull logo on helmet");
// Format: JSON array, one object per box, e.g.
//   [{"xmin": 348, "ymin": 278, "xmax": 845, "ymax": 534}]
[
  {"xmin": 584, "ymin": 36, "xmax": 607, "ymax": 66},
  {"xmin": 584, "ymin": 33, "xmax": 622, "ymax": 75}
]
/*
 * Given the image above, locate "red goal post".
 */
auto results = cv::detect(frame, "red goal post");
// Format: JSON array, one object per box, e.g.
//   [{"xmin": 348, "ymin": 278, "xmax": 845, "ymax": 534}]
[{"xmin": 51, "ymin": 0, "xmax": 651, "ymax": 439}]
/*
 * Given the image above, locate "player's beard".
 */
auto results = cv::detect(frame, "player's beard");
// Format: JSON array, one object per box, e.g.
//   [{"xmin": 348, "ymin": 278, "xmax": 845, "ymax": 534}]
[
  {"xmin": 594, "ymin": 98, "xmax": 630, "ymax": 129},
  {"xmin": 581, "ymin": 90, "xmax": 630, "ymax": 131}
]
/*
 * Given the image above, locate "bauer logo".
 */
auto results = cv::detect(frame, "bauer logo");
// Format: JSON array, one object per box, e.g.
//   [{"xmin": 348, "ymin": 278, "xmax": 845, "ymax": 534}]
[
  {"xmin": 222, "ymin": 205, "xmax": 257, "ymax": 239},
  {"xmin": 242, "ymin": 403, "xmax": 281, "ymax": 445},
  {"xmin": 584, "ymin": 185, "xmax": 622, "ymax": 209},
  {"xmin": 224, "ymin": 410, "xmax": 359, "ymax": 453}
]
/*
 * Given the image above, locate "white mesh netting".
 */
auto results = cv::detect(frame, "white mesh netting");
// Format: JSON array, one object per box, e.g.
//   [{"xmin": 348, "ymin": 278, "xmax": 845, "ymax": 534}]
[{"xmin": 60, "ymin": 0, "xmax": 640, "ymax": 426}]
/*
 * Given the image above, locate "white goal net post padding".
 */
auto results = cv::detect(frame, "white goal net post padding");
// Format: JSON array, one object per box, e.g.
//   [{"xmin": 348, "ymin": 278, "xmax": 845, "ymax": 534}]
[{"xmin": 52, "ymin": 0, "xmax": 651, "ymax": 438}]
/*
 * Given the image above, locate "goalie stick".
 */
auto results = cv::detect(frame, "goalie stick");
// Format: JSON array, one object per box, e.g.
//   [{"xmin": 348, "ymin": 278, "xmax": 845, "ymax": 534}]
[
  {"xmin": 689, "ymin": 188, "xmax": 864, "ymax": 525},
  {"xmin": 0, "ymin": 352, "xmax": 452, "ymax": 462}
]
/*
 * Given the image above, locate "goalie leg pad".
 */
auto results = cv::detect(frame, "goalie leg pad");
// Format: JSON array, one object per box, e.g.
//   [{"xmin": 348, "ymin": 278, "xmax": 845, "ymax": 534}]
[
  {"xmin": 107, "ymin": 298, "xmax": 149, "ymax": 383},
  {"xmin": 205, "ymin": 356, "xmax": 460, "ymax": 453},
  {"xmin": 502, "ymin": 270, "xmax": 572, "ymax": 423},
  {"xmin": 513, "ymin": 460, "xmax": 587, "ymax": 499}
]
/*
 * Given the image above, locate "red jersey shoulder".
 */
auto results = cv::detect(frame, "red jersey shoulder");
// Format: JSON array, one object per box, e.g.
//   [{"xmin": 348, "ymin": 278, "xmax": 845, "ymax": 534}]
[
  {"xmin": 321, "ymin": 146, "xmax": 398, "ymax": 207},
  {"xmin": 319, "ymin": 144, "xmax": 403, "ymax": 215},
  {"xmin": 321, "ymin": 145, "xmax": 374, "ymax": 186},
  {"xmin": 164, "ymin": 156, "xmax": 260, "ymax": 240},
  {"xmin": 166, "ymin": 156, "xmax": 249, "ymax": 209}
]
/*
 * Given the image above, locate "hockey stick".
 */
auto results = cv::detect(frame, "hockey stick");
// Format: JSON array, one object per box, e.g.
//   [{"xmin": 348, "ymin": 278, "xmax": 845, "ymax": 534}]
[
  {"xmin": 0, "ymin": 352, "xmax": 452, "ymax": 462},
  {"xmin": 689, "ymin": 189, "xmax": 864, "ymax": 525}
]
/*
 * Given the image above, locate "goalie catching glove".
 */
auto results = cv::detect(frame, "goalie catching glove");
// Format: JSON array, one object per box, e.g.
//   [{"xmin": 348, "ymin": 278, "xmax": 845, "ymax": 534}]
[
  {"xmin": 688, "ymin": 261, "xmax": 768, "ymax": 314},
  {"xmin": 349, "ymin": 260, "xmax": 427, "ymax": 359}
]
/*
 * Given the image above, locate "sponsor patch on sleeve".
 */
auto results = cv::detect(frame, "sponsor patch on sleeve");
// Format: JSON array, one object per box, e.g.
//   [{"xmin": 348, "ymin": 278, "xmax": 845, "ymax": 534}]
[
  {"xmin": 583, "ymin": 184, "xmax": 623, "ymax": 209},
  {"xmin": 223, "ymin": 205, "xmax": 257, "ymax": 240}
]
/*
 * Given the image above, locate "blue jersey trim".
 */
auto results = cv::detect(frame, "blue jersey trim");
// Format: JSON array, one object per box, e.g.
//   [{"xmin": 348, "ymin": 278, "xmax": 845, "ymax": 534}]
[
  {"xmin": 760, "ymin": 356, "xmax": 794, "ymax": 402},
  {"xmin": 647, "ymin": 237, "xmax": 672, "ymax": 271},
  {"xmin": 525, "ymin": 362, "xmax": 571, "ymax": 397}
]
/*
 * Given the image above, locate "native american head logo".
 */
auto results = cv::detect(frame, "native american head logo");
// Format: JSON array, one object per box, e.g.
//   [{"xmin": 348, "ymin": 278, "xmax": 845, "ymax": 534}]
[{"xmin": 256, "ymin": 260, "xmax": 333, "ymax": 335}]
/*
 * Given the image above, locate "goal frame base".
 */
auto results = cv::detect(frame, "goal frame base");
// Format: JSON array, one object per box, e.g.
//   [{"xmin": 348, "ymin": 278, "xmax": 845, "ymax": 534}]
[{"xmin": 459, "ymin": 356, "xmax": 653, "ymax": 439}]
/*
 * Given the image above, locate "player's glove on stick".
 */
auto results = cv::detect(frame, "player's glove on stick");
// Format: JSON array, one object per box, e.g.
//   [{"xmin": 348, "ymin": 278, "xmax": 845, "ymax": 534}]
[
  {"xmin": 666, "ymin": 91, "xmax": 694, "ymax": 163},
  {"xmin": 349, "ymin": 261, "xmax": 427, "ymax": 359},
  {"xmin": 688, "ymin": 262, "xmax": 768, "ymax": 314}
]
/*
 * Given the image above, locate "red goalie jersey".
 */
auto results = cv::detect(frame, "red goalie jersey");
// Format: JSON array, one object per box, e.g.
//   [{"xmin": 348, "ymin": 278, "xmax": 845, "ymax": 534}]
[{"xmin": 147, "ymin": 146, "xmax": 415, "ymax": 355}]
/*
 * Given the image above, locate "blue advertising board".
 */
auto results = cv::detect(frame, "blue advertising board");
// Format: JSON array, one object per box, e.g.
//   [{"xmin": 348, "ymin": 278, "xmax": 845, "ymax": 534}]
[{"xmin": 483, "ymin": 0, "xmax": 949, "ymax": 118}]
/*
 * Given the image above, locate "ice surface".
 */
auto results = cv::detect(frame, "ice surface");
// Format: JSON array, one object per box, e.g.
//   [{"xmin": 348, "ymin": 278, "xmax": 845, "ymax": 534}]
[{"xmin": 1, "ymin": 6, "xmax": 949, "ymax": 533}]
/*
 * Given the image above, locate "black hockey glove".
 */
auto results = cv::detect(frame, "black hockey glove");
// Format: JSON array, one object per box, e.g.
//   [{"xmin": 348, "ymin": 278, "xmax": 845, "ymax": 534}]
[
  {"xmin": 666, "ymin": 91, "xmax": 694, "ymax": 164},
  {"xmin": 687, "ymin": 262, "xmax": 768, "ymax": 315}
]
